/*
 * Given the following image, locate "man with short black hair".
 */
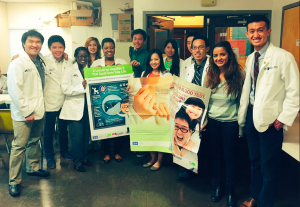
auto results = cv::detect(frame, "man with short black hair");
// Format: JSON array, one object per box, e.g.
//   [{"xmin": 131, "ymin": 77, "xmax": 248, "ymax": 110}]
[
  {"xmin": 239, "ymin": 15, "xmax": 299, "ymax": 207},
  {"xmin": 7, "ymin": 29, "xmax": 50, "ymax": 197},
  {"xmin": 184, "ymin": 32, "xmax": 199, "ymax": 70},
  {"xmin": 129, "ymin": 29, "xmax": 149, "ymax": 78},
  {"xmin": 43, "ymin": 35, "xmax": 73, "ymax": 169}
]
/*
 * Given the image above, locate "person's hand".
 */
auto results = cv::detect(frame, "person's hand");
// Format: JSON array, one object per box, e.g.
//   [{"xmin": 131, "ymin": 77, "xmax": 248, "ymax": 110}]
[
  {"xmin": 26, "ymin": 114, "xmax": 35, "ymax": 123},
  {"xmin": 11, "ymin": 54, "xmax": 19, "ymax": 62},
  {"xmin": 114, "ymin": 111, "xmax": 118, "ymax": 114},
  {"xmin": 82, "ymin": 80, "xmax": 87, "ymax": 89},
  {"xmin": 0, "ymin": 89, "xmax": 3, "ymax": 94},
  {"xmin": 153, "ymin": 102, "xmax": 170, "ymax": 121},
  {"xmin": 132, "ymin": 85, "xmax": 156, "ymax": 119},
  {"xmin": 130, "ymin": 60, "xmax": 140, "ymax": 67},
  {"xmin": 273, "ymin": 119, "xmax": 284, "ymax": 131},
  {"xmin": 64, "ymin": 53, "xmax": 68, "ymax": 60},
  {"xmin": 97, "ymin": 65, "xmax": 102, "ymax": 67},
  {"xmin": 200, "ymin": 124, "xmax": 206, "ymax": 131},
  {"xmin": 116, "ymin": 63, "xmax": 121, "ymax": 66},
  {"xmin": 169, "ymin": 82, "xmax": 175, "ymax": 89},
  {"xmin": 126, "ymin": 86, "xmax": 131, "ymax": 92}
]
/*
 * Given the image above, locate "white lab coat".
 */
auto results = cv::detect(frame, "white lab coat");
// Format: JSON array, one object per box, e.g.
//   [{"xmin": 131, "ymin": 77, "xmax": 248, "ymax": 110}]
[
  {"xmin": 238, "ymin": 43, "xmax": 299, "ymax": 132},
  {"xmin": 184, "ymin": 56, "xmax": 193, "ymax": 71},
  {"xmin": 7, "ymin": 50, "xmax": 45, "ymax": 121},
  {"xmin": 185, "ymin": 56, "xmax": 210, "ymax": 86},
  {"xmin": 59, "ymin": 63, "xmax": 86, "ymax": 121},
  {"xmin": 163, "ymin": 57, "xmax": 185, "ymax": 78},
  {"xmin": 0, "ymin": 75, "xmax": 8, "ymax": 94},
  {"xmin": 44, "ymin": 55, "xmax": 73, "ymax": 112},
  {"xmin": 90, "ymin": 57, "xmax": 128, "ymax": 67}
]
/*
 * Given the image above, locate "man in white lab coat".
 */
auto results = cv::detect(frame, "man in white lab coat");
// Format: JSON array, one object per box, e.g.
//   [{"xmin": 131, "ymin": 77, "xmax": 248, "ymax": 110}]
[
  {"xmin": 239, "ymin": 16, "xmax": 299, "ymax": 207},
  {"xmin": 43, "ymin": 35, "xmax": 73, "ymax": 169},
  {"xmin": 7, "ymin": 30, "xmax": 50, "ymax": 197},
  {"xmin": 184, "ymin": 32, "xmax": 198, "ymax": 70}
]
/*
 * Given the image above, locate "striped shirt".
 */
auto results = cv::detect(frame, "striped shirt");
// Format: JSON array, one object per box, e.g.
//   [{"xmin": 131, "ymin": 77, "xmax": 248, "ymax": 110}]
[{"xmin": 208, "ymin": 81, "xmax": 238, "ymax": 122}]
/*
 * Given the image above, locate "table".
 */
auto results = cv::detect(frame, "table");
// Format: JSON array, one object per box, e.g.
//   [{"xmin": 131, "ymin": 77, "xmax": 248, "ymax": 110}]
[
  {"xmin": 0, "ymin": 94, "xmax": 11, "ymax": 105},
  {"xmin": 283, "ymin": 113, "xmax": 300, "ymax": 162}
]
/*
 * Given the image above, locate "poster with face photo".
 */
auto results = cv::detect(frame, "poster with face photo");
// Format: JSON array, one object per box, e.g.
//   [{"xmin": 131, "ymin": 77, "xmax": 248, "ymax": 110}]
[
  {"xmin": 170, "ymin": 76, "xmax": 211, "ymax": 173},
  {"xmin": 84, "ymin": 64, "xmax": 133, "ymax": 141}
]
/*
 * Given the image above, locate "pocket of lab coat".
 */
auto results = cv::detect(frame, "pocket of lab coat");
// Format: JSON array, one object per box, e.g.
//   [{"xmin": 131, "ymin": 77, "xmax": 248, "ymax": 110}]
[{"xmin": 255, "ymin": 101, "xmax": 278, "ymax": 126}]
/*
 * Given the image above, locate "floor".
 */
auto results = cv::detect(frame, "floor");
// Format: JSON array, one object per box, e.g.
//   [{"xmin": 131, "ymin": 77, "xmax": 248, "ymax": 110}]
[{"xmin": 0, "ymin": 136, "xmax": 299, "ymax": 207}]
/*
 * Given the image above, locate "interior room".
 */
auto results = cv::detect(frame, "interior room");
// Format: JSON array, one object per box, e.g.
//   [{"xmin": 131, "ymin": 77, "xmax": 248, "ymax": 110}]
[{"xmin": 0, "ymin": 0, "xmax": 299, "ymax": 206}]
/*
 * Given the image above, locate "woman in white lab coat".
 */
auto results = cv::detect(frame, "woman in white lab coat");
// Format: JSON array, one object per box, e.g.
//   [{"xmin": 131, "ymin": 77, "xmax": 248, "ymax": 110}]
[
  {"xmin": 91, "ymin": 38, "xmax": 127, "ymax": 164},
  {"xmin": 60, "ymin": 47, "xmax": 92, "ymax": 172},
  {"xmin": 163, "ymin": 39, "xmax": 185, "ymax": 78}
]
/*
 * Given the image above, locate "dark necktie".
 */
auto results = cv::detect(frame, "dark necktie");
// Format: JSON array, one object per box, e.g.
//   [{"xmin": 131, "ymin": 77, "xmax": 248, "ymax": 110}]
[
  {"xmin": 253, "ymin": 52, "xmax": 260, "ymax": 94},
  {"xmin": 192, "ymin": 64, "xmax": 203, "ymax": 86}
]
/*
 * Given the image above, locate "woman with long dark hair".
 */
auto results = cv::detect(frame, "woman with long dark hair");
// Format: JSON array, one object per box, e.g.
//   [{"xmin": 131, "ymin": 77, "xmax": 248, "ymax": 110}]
[
  {"xmin": 163, "ymin": 39, "xmax": 185, "ymax": 78},
  {"xmin": 142, "ymin": 49, "xmax": 171, "ymax": 77},
  {"xmin": 204, "ymin": 41, "xmax": 245, "ymax": 207},
  {"xmin": 60, "ymin": 47, "xmax": 92, "ymax": 172}
]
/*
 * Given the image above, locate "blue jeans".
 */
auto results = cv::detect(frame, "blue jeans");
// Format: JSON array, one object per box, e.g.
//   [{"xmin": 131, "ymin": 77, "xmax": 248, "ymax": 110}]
[
  {"xmin": 207, "ymin": 117, "xmax": 239, "ymax": 188},
  {"xmin": 246, "ymin": 107, "xmax": 283, "ymax": 207},
  {"xmin": 43, "ymin": 110, "xmax": 68, "ymax": 159}
]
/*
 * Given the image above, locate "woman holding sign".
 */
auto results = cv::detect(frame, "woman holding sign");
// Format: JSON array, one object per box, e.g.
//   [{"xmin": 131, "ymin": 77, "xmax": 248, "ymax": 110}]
[
  {"xmin": 60, "ymin": 47, "xmax": 92, "ymax": 172},
  {"xmin": 204, "ymin": 41, "xmax": 245, "ymax": 207},
  {"xmin": 91, "ymin": 38, "xmax": 127, "ymax": 164}
]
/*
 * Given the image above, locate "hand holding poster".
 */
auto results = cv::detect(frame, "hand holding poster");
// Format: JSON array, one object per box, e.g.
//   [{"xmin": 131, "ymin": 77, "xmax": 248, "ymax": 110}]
[
  {"xmin": 128, "ymin": 76, "xmax": 173, "ymax": 153},
  {"xmin": 170, "ymin": 76, "xmax": 211, "ymax": 173},
  {"xmin": 84, "ymin": 64, "xmax": 133, "ymax": 141}
]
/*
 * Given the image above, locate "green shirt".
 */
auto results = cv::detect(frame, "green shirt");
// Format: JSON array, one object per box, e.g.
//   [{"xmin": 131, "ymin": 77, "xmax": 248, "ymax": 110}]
[
  {"xmin": 208, "ymin": 81, "xmax": 239, "ymax": 122},
  {"xmin": 129, "ymin": 47, "xmax": 149, "ymax": 77},
  {"xmin": 164, "ymin": 60, "xmax": 172, "ymax": 71}
]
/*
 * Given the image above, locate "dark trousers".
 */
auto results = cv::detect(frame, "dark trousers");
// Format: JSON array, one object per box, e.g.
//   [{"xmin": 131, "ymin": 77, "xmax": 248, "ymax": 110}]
[
  {"xmin": 44, "ymin": 110, "xmax": 68, "ymax": 159},
  {"xmin": 68, "ymin": 106, "xmax": 90, "ymax": 167},
  {"xmin": 102, "ymin": 137, "xmax": 122, "ymax": 156},
  {"xmin": 207, "ymin": 117, "xmax": 239, "ymax": 188},
  {"xmin": 245, "ymin": 107, "xmax": 283, "ymax": 207}
]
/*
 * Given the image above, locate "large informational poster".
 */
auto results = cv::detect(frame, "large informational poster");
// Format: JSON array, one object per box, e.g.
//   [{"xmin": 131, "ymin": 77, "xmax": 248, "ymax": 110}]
[
  {"xmin": 170, "ymin": 76, "xmax": 211, "ymax": 173},
  {"xmin": 84, "ymin": 64, "xmax": 133, "ymax": 141},
  {"xmin": 128, "ymin": 76, "xmax": 173, "ymax": 153}
]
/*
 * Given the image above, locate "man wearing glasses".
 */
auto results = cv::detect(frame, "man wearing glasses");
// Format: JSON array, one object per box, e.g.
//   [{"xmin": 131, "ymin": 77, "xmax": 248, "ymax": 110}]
[{"xmin": 178, "ymin": 35, "xmax": 210, "ymax": 181}]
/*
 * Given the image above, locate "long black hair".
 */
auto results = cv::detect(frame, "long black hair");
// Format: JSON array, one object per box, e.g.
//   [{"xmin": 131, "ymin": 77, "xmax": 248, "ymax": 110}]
[
  {"xmin": 142, "ymin": 49, "xmax": 167, "ymax": 77},
  {"xmin": 164, "ymin": 39, "xmax": 180, "ymax": 76}
]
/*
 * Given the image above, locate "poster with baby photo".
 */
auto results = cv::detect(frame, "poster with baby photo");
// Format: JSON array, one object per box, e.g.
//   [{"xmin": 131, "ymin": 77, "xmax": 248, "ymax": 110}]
[
  {"xmin": 84, "ymin": 64, "xmax": 133, "ymax": 141},
  {"xmin": 128, "ymin": 76, "xmax": 173, "ymax": 153},
  {"xmin": 170, "ymin": 76, "xmax": 211, "ymax": 173}
]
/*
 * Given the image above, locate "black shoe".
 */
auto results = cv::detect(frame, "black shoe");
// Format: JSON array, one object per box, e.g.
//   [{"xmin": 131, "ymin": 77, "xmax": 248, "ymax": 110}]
[
  {"xmin": 82, "ymin": 160, "xmax": 93, "ymax": 166},
  {"xmin": 27, "ymin": 169, "xmax": 50, "ymax": 177},
  {"xmin": 227, "ymin": 186, "xmax": 237, "ymax": 207},
  {"xmin": 177, "ymin": 169, "xmax": 194, "ymax": 181},
  {"xmin": 211, "ymin": 184, "xmax": 224, "ymax": 202},
  {"xmin": 74, "ymin": 164, "xmax": 86, "ymax": 172},
  {"xmin": 9, "ymin": 184, "xmax": 20, "ymax": 197}
]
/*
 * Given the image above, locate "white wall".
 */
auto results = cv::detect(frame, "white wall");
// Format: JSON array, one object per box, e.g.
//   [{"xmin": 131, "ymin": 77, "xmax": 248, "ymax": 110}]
[
  {"xmin": 271, "ymin": 0, "xmax": 298, "ymax": 47},
  {"xmin": 0, "ymin": 2, "xmax": 10, "ymax": 74}
]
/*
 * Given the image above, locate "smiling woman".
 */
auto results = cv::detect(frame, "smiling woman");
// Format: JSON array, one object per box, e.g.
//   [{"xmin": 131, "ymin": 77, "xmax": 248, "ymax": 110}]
[{"xmin": 84, "ymin": 37, "xmax": 101, "ymax": 67}]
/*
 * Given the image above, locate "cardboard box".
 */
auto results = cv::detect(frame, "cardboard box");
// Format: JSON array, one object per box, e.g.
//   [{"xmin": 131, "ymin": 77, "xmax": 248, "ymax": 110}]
[
  {"xmin": 55, "ymin": 12, "xmax": 71, "ymax": 27},
  {"xmin": 55, "ymin": 7, "xmax": 101, "ymax": 27},
  {"xmin": 118, "ymin": 14, "xmax": 132, "ymax": 42}
]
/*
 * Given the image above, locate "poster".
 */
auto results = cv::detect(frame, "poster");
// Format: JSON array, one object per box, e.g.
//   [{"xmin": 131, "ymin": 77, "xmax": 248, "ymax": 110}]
[
  {"xmin": 170, "ymin": 76, "xmax": 211, "ymax": 173},
  {"xmin": 84, "ymin": 64, "xmax": 133, "ymax": 141},
  {"xmin": 128, "ymin": 76, "xmax": 173, "ymax": 153}
]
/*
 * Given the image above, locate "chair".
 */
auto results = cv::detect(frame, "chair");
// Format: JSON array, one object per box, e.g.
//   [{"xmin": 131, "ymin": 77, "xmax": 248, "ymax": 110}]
[
  {"xmin": 0, "ymin": 109, "xmax": 14, "ymax": 155},
  {"xmin": 0, "ymin": 109, "xmax": 44, "ymax": 169}
]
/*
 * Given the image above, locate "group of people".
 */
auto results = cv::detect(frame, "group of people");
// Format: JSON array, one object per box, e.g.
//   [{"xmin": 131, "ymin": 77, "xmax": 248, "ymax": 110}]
[{"xmin": 4, "ymin": 15, "xmax": 299, "ymax": 207}]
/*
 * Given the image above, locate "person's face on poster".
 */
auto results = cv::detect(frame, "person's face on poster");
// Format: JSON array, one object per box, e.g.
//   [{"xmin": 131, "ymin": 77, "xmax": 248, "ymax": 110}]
[
  {"xmin": 174, "ymin": 118, "xmax": 192, "ymax": 147},
  {"xmin": 120, "ymin": 103, "xmax": 129, "ymax": 114},
  {"xmin": 185, "ymin": 104, "xmax": 203, "ymax": 120}
]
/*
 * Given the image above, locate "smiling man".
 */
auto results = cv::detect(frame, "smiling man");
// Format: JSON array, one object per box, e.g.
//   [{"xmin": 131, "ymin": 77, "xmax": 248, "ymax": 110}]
[
  {"xmin": 7, "ymin": 29, "xmax": 50, "ymax": 197},
  {"xmin": 43, "ymin": 35, "xmax": 73, "ymax": 169},
  {"xmin": 238, "ymin": 16, "xmax": 299, "ymax": 207}
]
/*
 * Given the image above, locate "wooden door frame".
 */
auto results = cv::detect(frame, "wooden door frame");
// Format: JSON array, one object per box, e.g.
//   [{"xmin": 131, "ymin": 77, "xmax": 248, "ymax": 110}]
[{"xmin": 280, "ymin": 2, "xmax": 300, "ymax": 47}]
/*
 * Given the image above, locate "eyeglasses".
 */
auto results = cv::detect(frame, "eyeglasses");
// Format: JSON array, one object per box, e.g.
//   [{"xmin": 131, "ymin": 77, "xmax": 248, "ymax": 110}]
[
  {"xmin": 192, "ymin": 46, "xmax": 206, "ymax": 51},
  {"xmin": 175, "ymin": 125, "xmax": 189, "ymax": 133},
  {"xmin": 121, "ymin": 105, "xmax": 129, "ymax": 109},
  {"xmin": 77, "ymin": 55, "xmax": 89, "ymax": 59}
]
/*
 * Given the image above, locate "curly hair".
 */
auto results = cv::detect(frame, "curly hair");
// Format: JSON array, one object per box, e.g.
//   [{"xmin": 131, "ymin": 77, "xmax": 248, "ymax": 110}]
[{"xmin": 206, "ymin": 41, "xmax": 245, "ymax": 100}]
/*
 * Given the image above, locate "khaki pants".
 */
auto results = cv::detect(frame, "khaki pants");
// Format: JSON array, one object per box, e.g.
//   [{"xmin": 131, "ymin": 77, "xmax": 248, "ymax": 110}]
[{"xmin": 9, "ymin": 118, "xmax": 44, "ymax": 185}]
